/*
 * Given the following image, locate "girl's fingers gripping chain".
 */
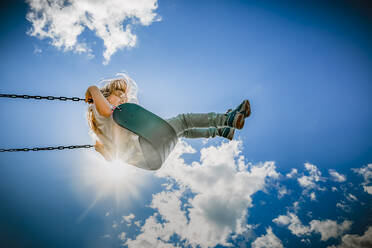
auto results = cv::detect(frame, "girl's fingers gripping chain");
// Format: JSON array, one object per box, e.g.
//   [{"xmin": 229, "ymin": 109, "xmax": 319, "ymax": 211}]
[{"xmin": 85, "ymin": 88, "xmax": 93, "ymax": 103}]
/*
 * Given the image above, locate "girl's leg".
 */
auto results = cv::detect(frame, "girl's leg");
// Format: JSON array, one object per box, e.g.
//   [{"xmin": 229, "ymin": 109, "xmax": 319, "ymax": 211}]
[
  {"xmin": 181, "ymin": 127, "xmax": 219, "ymax": 139},
  {"xmin": 165, "ymin": 113, "xmax": 227, "ymax": 137},
  {"xmin": 180, "ymin": 127, "xmax": 235, "ymax": 140},
  {"xmin": 166, "ymin": 100, "xmax": 249, "ymax": 137}
]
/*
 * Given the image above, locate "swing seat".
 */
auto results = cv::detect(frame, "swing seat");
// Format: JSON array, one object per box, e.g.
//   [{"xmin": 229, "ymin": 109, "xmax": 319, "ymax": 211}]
[{"xmin": 113, "ymin": 103, "xmax": 178, "ymax": 170}]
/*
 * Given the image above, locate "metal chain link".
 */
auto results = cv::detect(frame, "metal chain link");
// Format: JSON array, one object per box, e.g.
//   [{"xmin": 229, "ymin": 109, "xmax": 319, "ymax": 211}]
[
  {"xmin": 0, "ymin": 93, "xmax": 94, "ymax": 152},
  {"xmin": 0, "ymin": 93, "xmax": 87, "ymax": 102},
  {"xmin": 0, "ymin": 145, "xmax": 94, "ymax": 152}
]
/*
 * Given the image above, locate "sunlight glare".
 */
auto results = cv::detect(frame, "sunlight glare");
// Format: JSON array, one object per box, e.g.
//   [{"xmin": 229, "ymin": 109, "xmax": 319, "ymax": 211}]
[{"xmin": 74, "ymin": 152, "xmax": 152, "ymax": 219}]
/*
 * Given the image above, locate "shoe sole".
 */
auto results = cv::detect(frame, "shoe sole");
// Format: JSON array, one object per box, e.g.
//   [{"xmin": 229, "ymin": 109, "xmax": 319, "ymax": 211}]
[
  {"xmin": 238, "ymin": 100, "xmax": 251, "ymax": 118},
  {"xmin": 233, "ymin": 113, "xmax": 245, "ymax": 130}
]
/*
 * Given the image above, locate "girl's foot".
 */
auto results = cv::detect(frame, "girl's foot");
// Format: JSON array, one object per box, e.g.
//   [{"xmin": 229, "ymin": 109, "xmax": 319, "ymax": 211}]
[
  {"xmin": 235, "ymin": 99, "xmax": 251, "ymax": 118},
  {"xmin": 225, "ymin": 108, "xmax": 245, "ymax": 129},
  {"xmin": 218, "ymin": 127, "xmax": 235, "ymax": 140}
]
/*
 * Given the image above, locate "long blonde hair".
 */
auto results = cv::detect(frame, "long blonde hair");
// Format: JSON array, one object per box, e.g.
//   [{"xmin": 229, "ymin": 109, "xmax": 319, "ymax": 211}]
[{"xmin": 87, "ymin": 78, "xmax": 128, "ymax": 136}]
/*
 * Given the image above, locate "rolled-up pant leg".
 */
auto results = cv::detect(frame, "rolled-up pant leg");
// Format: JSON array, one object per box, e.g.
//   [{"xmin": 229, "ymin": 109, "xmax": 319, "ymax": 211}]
[{"xmin": 165, "ymin": 113, "xmax": 226, "ymax": 138}]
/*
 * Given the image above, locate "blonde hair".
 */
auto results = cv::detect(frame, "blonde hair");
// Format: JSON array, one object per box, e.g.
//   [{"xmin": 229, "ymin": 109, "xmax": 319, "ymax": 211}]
[{"xmin": 87, "ymin": 78, "xmax": 128, "ymax": 136}]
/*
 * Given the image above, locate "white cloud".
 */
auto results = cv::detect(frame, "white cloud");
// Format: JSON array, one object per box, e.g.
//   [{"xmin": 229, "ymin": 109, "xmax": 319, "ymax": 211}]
[
  {"xmin": 346, "ymin": 193, "xmax": 358, "ymax": 202},
  {"xmin": 286, "ymin": 168, "xmax": 298, "ymax": 178},
  {"xmin": 297, "ymin": 163, "xmax": 326, "ymax": 200},
  {"xmin": 329, "ymin": 169, "xmax": 346, "ymax": 182},
  {"xmin": 26, "ymin": 0, "xmax": 160, "ymax": 64},
  {"xmin": 297, "ymin": 163, "xmax": 325, "ymax": 189},
  {"xmin": 310, "ymin": 192, "xmax": 316, "ymax": 201},
  {"xmin": 251, "ymin": 227, "xmax": 283, "ymax": 248},
  {"xmin": 328, "ymin": 226, "xmax": 372, "ymax": 248},
  {"xmin": 292, "ymin": 201, "xmax": 300, "ymax": 213},
  {"xmin": 310, "ymin": 219, "xmax": 352, "ymax": 241},
  {"xmin": 364, "ymin": 186, "xmax": 372, "ymax": 195},
  {"xmin": 307, "ymin": 211, "xmax": 313, "ymax": 218},
  {"xmin": 273, "ymin": 212, "xmax": 311, "ymax": 236},
  {"xmin": 352, "ymin": 164, "xmax": 372, "ymax": 195},
  {"xmin": 118, "ymin": 232, "xmax": 126, "ymax": 241},
  {"xmin": 122, "ymin": 213, "xmax": 135, "ymax": 223},
  {"xmin": 273, "ymin": 212, "xmax": 352, "ymax": 241},
  {"xmin": 336, "ymin": 201, "xmax": 351, "ymax": 212},
  {"xmin": 301, "ymin": 238, "xmax": 310, "ymax": 244},
  {"xmin": 277, "ymin": 185, "xmax": 289, "ymax": 199},
  {"xmin": 272, "ymin": 214, "xmax": 291, "ymax": 226},
  {"xmin": 124, "ymin": 140, "xmax": 280, "ymax": 248}
]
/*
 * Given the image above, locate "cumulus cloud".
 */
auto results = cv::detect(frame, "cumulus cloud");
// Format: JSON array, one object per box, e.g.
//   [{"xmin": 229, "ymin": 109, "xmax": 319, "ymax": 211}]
[
  {"xmin": 251, "ymin": 227, "xmax": 283, "ymax": 248},
  {"xmin": 310, "ymin": 192, "xmax": 316, "ymax": 201},
  {"xmin": 329, "ymin": 169, "xmax": 346, "ymax": 182},
  {"xmin": 118, "ymin": 232, "xmax": 126, "ymax": 241},
  {"xmin": 310, "ymin": 219, "xmax": 352, "ymax": 241},
  {"xmin": 336, "ymin": 201, "xmax": 351, "ymax": 212},
  {"xmin": 121, "ymin": 213, "xmax": 136, "ymax": 227},
  {"xmin": 273, "ymin": 212, "xmax": 311, "ymax": 236},
  {"xmin": 292, "ymin": 201, "xmax": 300, "ymax": 213},
  {"xmin": 26, "ymin": 0, "xmax": 160, "ymax": 64},
  {"xmin": 364, "ymin": 186, "xmax": 372, "ymax": 195},
  {"xmin": 346, "ymin": 193, "xmax": 358, "ymax": 202},
  {"xmin": 297, "ymin": 163, "xmax": 325, "ymax": 200},
  {"xmin": 277, "ymin": 185, "xmax": 289, "ymax": 199},
  {"xmin": 122, "ymin": 140, "xmax": 280, "ymax": 248},
  {"xmin": 273, "ymin": 212, "xmax": 352, "ymax": 241},
  {"xmin": 352, "ymin": 164, "xmax": 372, "ymax": 195},
  {"xmin": 286, "ymin": 168, "xmax": 298, "ymax": 178},
  {"xmin": 122, "ymin": 213, "xmax": 135, "ymax": 223},
  {"xmin": 328, "ymin": 226, "xmax": 372, "ymax": 248}
]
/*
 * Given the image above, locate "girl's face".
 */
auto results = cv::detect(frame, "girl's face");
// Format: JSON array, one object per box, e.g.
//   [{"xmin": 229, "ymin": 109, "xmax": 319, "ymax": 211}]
[{"xmin": 107, "ymin": 93, "xmax": 125, "ymax": 106}]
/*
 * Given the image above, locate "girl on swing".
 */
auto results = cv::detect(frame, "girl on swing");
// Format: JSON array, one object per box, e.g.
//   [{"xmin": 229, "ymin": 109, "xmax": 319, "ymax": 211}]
[{"xmin": 85, "ymin": 73, "xmax": 251, "ymax": 168}]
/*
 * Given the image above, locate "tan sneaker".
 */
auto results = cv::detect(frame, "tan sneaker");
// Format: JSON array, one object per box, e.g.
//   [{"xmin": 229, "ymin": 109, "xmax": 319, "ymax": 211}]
[
  {"xmin": 236, "ymin": 100, "xmax": 251, "ymax": 118},
  {"xmin": 225, "ymin": 108, "xmax": 245, "ymax": 129}
]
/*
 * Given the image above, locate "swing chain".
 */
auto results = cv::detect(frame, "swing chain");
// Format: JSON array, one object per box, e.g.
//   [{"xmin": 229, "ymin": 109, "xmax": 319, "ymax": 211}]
[
  {"xmin": 0, "ymin": 93, "xmax": 94, "ymax": 153},
  {"xmin": 0, "ymin": 144, "xmax": 94, "ymax": 152},
  {"xmin": 0, "ymin": 94, "xmax": 85, "ymax": 102}
]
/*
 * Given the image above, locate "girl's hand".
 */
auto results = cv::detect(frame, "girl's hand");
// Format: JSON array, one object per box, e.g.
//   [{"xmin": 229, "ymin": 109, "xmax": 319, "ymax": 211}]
[{"xmin": 85, "ymin": 88, "xmax": 93, "ymax": 103}]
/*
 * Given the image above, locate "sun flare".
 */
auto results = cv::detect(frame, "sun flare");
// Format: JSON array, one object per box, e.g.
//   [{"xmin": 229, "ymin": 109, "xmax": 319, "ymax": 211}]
[{"xmin": 74, "ymin": 152, "xmax": 152, "ymax": 220}]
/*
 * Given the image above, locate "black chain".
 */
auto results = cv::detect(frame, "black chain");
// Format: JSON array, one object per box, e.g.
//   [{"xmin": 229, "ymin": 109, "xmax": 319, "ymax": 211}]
[
  {"xmin": 0, "ymin": 145, "xmax": 94, "ymax": 152},
  {"xmin": 0, "ymin": 93, "xmax": 87, "ymax": 102},
  {"xmin": 0, "ymin": 93, "xmax": 94, "ymax": 152}
]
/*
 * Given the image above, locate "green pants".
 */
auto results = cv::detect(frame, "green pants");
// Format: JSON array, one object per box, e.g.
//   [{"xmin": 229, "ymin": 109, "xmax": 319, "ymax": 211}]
[{"xmin": 165, "ymin": 112, "xmax": 227, "ymax": 138}]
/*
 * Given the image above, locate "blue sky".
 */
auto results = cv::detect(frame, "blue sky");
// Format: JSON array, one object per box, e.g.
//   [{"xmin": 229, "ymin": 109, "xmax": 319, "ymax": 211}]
[{"xmin": 0, "ymin": 0, "xmax": 371, "ymax": 247}]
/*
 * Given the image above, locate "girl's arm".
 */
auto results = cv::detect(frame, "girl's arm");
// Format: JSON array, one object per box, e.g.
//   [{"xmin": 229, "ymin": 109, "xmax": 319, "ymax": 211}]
[{"xmin": 85, "ymin": 86, "xmax": 112, "ymax": 117}]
